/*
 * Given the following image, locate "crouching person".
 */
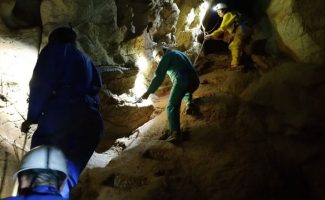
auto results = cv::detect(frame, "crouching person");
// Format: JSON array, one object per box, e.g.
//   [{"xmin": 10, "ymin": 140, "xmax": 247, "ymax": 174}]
[{"xmin": 3, "ymin": 146, "xmax": 68, "ymax": 200}]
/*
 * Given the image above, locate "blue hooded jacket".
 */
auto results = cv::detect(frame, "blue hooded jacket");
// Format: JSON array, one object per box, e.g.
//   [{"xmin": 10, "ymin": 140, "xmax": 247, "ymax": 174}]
[
  {"xmin": 27, "ymin": 41, "xmax": 102, "ymax": 124},
  {"xmin": 26, "ymin": 40, "xmax": 103, "ymax": 200},
  {"xmin": 3, "ymin": 185, "xmax": 64, "ymax": 200}
]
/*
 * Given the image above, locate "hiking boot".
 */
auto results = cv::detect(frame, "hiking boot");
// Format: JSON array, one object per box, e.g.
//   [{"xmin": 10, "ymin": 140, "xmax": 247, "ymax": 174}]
[
  {"xmin": 159, "ymin": 130, "xmax": 171, "ymax": 140},
  {"xmin": 228, "ymin": 65, "xmax": 242, "ymax": 71},
  {"xmin": 166, "ymin": 131, "xmax": 183, "ymax": 144}
]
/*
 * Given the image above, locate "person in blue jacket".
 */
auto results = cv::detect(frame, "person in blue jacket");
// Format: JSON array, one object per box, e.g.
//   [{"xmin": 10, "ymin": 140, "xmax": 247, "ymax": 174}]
[
  {"xmin": 3, "ymin": 146, "xmax": 68, "ymax": 200},
  {"xmin": 140, "ymin": 44, "xmax": 200, "ymax": 143},
  {"xmin": 20, "ymin": 26, "xmax": 103, "ymax": 199}
]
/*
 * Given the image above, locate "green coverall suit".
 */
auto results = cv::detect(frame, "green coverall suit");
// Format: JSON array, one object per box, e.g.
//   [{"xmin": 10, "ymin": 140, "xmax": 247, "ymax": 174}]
[
  {"xmin": 210, "ymin": 11, "xmax": 251, "ymax": 66},
  {"xmin": 147, "ymin": 49, "xmax": 200, "ymax": 133}
]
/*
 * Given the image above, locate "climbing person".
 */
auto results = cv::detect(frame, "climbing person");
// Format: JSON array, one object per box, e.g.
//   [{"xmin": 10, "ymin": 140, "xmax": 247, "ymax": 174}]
[
  {"xmin": 3, "ymin": 145, "xmax": 68, "ymax": 200},
  {"xmin": 20, "ymin": 25, "xmax": 103, "ymax": 199},
  {"xmin": 205, "ymin": 2, "xmax": 252, "ymax": 70},
  {"xmin": 139, "ymin": 44, "xmax": 200, "ymax": 143}
]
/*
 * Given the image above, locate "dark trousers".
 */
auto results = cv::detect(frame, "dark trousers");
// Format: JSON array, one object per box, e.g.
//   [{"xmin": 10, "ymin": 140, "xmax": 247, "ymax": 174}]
[{"xmin": 31, "ymin": 104, "xmax": 103, "ymax": 199}]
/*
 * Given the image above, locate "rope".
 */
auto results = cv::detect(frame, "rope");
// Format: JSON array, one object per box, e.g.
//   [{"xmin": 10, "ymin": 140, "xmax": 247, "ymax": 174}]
[
  {"xmin": 193, "ymin": 37, "xmax": 206, "ymax": 66},
  {"xmin": 0, "ymin": 152, "xmax": 9, "ymax": 196},
  {"xmin": 193, "ymin": 25, "xmax": 207, "ymax": 66},
  {"xmin": 193, "ymin": 14, "xmax": 221, "ymax": 66}
]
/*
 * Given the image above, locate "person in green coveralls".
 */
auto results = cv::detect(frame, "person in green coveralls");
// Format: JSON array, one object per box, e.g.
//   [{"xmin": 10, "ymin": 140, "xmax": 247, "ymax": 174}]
[{"xmin": 140, "ymin": 44, "xmax": 200, "ymax": 143}]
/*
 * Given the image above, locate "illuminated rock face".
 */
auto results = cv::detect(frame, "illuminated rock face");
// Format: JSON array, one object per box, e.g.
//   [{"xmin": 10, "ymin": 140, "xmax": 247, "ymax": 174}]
[
  {"xmin": 0, "ymin": 3, "xmax": 41, "ymax": 194},
  {"xmin": 4, "ymin": 0, "xmax": 325, "ymax": 63},
  {"xmin": 267, "ymin": 0, "xmax": 325, "ymax": 64}
]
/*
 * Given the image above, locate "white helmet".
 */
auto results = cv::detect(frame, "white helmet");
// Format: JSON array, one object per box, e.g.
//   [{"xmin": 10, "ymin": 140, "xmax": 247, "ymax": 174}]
[
  {"xmin": 212, "ymin": 3, "xmax": 228, "ymax": 11},
  {"xmin": 14, "ymin": 146, "xmax": 68, "ymax": 179}
]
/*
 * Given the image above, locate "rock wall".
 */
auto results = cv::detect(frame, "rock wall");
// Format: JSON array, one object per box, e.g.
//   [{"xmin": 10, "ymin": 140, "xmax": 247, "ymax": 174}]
[
  {"xmin": 0, "ymin": 2, "xmax": 40, "ymax": 195},
  {"xmin": 267, "ymin": 0, "xmax": 325, "ymax": 64},
  {"xmin": 2, "ymin": 0, "xmax": 41, "ymax": 28}
]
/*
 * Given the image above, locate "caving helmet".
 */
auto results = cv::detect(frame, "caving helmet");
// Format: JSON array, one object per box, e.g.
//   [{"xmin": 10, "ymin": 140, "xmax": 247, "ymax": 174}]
[
  {"xmin": 14, "ymin": 145, "xmax": 68, "ymax": 179},
  {"xmin": 212, "ymin": 3, "xmax": 228, "ymax": 11}
]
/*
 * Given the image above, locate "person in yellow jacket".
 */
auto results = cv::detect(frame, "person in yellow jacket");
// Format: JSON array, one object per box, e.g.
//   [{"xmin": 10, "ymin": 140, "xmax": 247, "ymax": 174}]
[{"xmin": 205, "ymin": 3, "xmax": 251, "ymax": 70}]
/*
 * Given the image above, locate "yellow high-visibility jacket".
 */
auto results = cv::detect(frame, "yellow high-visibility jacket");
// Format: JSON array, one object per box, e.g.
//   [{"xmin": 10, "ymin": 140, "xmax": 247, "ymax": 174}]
[{"xmin": 210, "ymin": 11, "xmax": 239, "ymax": 39}]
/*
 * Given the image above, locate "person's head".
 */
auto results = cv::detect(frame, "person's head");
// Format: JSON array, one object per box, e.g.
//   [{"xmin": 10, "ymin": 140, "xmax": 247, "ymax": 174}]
[
  {"xmin": 48, "ymin": 25, "xmax": 77, "ymax": 44},
  {"xmin": 152, "ymin": 43, "xmax": 169, "ymax": 62},
  {"xmin": 212, "ymin": 3, "xmax": 228, "ymax": 17},
  {"xmin": 15, "ymin": 146, "xmax": 68, "ymax": 195}
]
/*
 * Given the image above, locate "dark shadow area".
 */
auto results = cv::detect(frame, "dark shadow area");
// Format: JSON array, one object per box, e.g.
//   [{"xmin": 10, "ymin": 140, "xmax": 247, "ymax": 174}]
[
  {"xmin": 3, "ymin": 0, "xmax": 41, "ymax": 29},
  {"xmin": 294, "ymin": 0, "xmax": 325, "ymax": 50}
]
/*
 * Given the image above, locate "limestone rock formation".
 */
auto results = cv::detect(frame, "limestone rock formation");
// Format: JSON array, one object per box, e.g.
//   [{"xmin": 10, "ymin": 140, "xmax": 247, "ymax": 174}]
[{"xmin": 267, "ymin": 0, "xmax": 325, "ymax": 64}]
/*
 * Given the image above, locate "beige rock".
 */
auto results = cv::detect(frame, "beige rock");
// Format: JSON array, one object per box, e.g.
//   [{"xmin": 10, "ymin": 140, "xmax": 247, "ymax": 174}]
[{"xmin": 267, "ymin": 0, "xmax": 325, "ymax": 64}]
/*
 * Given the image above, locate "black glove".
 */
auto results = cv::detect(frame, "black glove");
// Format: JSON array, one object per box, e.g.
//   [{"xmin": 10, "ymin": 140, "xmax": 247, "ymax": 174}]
[{"xmin": 21, "ymin": 120, "xmax": 32, "ymax": 133}]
